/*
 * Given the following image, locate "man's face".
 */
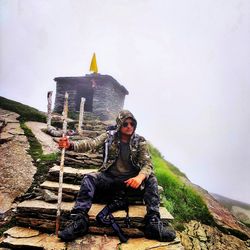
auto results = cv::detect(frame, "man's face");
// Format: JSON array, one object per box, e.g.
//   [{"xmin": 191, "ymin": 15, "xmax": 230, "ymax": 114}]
[{"xmin": 120, "ymin": 118, "xmax": 136, "ymax": 136}]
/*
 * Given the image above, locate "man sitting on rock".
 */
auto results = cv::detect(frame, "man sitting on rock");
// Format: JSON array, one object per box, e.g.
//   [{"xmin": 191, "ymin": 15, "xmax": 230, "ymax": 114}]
[{"xmin": 58, "ymin": 110, "xmax": 176, "ymax": 242}]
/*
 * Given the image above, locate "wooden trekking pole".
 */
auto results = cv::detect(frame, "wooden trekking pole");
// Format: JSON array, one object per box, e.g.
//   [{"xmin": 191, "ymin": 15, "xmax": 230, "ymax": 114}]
[{"xmin": 56, "ymin": 92, "xmax": 68, "ymax": 236}]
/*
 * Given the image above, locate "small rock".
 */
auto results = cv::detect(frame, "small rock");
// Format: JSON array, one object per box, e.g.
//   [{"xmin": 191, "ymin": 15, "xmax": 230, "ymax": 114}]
[
  {"xmin": 42, "ymin": 189, "xmax": 58, "ymax": 202},
  {"xmin": 246, "ymin": 239, "xmax": 250, "ymax": 247},
  {"xmin": 4, "ymin": 226, "xmax": 40, "ymax": 238}
]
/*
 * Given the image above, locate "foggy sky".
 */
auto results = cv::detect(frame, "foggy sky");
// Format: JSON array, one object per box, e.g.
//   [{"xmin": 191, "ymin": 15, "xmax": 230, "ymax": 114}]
[{"xmin": 1, "ymin": 0, "xmax": 250, "ymax": 203}]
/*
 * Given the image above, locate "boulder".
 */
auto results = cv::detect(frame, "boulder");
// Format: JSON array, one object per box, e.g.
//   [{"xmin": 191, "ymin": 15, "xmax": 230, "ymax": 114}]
[{"xmin": 179, "ymin": 220, "xmax": 249, "ymax": 250}]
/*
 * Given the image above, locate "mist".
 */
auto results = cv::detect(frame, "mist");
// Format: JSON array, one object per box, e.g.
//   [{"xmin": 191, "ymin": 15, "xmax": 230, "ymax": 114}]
[{"xmin": 1, "ymin": 0, "xmax": 250, "ymax": 203}]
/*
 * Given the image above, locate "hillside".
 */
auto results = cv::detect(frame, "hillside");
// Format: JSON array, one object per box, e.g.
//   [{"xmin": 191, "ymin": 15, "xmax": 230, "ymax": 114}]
[
  {"xmin": 0, "ymin": 96, "xmax": 249, "ymax": 249},
  {"xmin": 212, "ymin": 193, "xmax": 250, "ymax": 227},
  {"xmin": 212, "ymin": 193, "xmax": 250, "ymax": 211}
]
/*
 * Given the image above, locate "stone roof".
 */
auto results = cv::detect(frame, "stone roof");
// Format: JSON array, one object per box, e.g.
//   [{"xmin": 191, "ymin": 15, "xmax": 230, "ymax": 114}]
[{"xmin": 54, "ymin": 73, "xmax": 129, "ymax": 95}]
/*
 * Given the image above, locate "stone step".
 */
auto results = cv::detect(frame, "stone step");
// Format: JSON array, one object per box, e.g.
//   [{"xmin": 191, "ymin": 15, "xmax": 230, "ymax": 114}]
[
  {"xmin": 40, "ymin": 178, "xmax": 165, "ymax": 205},
  {"xmin": 17, "ymin": 200, "xmax": 173, "ymax": 220},
  {"xmin": 47, "ymin": 166, "xmax": 165, "ymax": 197},
  {"xmin": 63, "ymin": 151, "xmax": 103, "ymax": 169},
  {"xmin": 77, "ymin": 129, "xmax": 103, "ymax": 138},
  {"xmin": 1, "ymin": 227, "xmax": 183, "ymax": 249},
  {"xmin": 81, "ymin": 124, "xmax": 106, "ymax": 131},
  {"xmin": 47, "ymin": 166, "xmax": 97, "ymax": 184},
  {"xmin": 15, "ymin": 217, "xmax": 146, "ymax": 237},
  {"xmin": 65, "ymin": 151, "xmax": 103, "ymax": 160},
  {"xmin": 39, "ymin": 180, "xmax": 142, "ymax": 204},
  {"xmin": 41, "ymin": 181, "xmax": 80, "ymax": 194},
  {"xmin": 1, "ymin": 227, "xmax": 66, "ymax": 250},
  {"xmin": 16, "ymin": 200, "xmax": 173, "ymax": 234}
]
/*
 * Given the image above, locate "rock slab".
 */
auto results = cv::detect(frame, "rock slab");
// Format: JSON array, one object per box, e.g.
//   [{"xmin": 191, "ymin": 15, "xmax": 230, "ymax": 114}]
[
  {"xmin": 179, "ymin": 220, "xmax": 250, "ymax": 250},
  {"xmin": 1, "ymin": 226, "xmax": 184, "ymax": 250}
]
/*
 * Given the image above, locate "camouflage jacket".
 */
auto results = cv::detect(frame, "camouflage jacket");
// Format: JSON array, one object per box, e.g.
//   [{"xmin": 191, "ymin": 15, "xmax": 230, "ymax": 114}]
[{"xmin": 72, "ymin": 132, "xmax": 153, "ymax": 178}]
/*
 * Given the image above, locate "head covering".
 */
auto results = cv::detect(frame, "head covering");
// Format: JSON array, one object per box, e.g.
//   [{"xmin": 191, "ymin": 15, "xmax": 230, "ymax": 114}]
[{"xmin": 116, "ymin": 110, "xmax": 137, "ymax": 131}]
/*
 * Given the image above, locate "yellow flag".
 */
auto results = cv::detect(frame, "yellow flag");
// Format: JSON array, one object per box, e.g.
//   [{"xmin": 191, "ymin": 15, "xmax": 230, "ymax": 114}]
[{"xmin": 89, "ymin": 53, "xmax": 98, "ymax": 73}]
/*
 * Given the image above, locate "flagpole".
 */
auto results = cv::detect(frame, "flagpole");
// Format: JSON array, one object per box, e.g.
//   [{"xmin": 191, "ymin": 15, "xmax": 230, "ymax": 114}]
[{"xmin": 56, "ymin": 92, "xmax": 68, "ymax": 236}]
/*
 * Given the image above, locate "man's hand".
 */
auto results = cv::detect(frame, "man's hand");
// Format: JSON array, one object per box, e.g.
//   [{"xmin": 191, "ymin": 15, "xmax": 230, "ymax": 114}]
[
  {"xmin": 124, "ymin": 173, "xmax": 146, "ymax": 189},
  {"xmin": 58, "ymin": 136, "xmax": 71, "ymax": 149}
]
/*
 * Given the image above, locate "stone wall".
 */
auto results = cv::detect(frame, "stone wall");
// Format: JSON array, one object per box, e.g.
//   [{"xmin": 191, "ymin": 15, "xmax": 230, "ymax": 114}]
[
  {"xmin": 93, "ymin": 82, "xmax": 125, "ymax": 121},
  {"xmin": 54, "ymin": 81, "xmax": 77, "ymax": 113},
  {"xmin": 54, "ymin": 74, "xmax": 128, "ymax": 121}
]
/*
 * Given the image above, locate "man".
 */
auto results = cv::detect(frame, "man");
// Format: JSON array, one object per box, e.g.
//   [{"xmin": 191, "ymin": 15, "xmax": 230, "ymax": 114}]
[{"xmin": 58, "ymin": 110, "xmax": 176, "ymax": 242}]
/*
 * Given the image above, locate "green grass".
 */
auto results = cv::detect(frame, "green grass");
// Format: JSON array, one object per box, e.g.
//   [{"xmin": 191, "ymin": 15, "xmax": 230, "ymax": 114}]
[
  {"xmin": 20, "ymin": 122, "xmax": 58, "ymax": 189},
  {"xmin": 149, "ymin": 144, "xmax": 214, "ymax": 226},
  {"xmin": 0, "ymin": 96, "xmax": 46, "ymax": 122}
]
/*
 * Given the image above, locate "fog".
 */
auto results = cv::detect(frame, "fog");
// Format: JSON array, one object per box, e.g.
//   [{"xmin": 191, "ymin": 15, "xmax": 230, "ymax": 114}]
[{"xmin": 1, "ymin": 0, "xmax": 250, "ymax": 203}]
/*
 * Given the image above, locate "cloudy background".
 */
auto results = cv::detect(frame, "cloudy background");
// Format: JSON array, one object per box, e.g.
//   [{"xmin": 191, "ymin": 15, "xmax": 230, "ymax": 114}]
[{"xmin": 1, "ymin": 0, "xmax": 250, "ymax": 203}]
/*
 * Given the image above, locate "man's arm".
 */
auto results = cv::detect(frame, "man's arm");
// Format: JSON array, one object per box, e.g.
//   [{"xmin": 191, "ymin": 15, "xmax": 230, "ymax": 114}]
[
  {"xmin": 124, "ymin": 137, "xmax": 153, "ymax": 189},
  {"xmin": 59, "ymin": 132, "xmax": 108, "ymax": 152},
  {"xmin": 137, "ymin": 137, "xmax": 154, "ymax": 178}
]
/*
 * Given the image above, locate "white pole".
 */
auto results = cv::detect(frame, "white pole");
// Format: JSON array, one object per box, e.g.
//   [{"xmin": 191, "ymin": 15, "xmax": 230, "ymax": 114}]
[
  {"xmin": 47, "ymin": 91, "xmax": 53, "ymax": 127},
  {"xmin": 78, "ymin": 97, "xmax": 86, "ymax": 133},
  {"xmin": 56, "ymin": 92, "xmax": 68, "ymax": 235}
]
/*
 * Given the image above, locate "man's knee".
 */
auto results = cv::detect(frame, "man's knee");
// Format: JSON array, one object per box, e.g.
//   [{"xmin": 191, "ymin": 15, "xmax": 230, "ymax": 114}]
[
  {"xmin": 144, "ymin": 174, "xmax": 159, "ymax": 189},
  {"xmin": 81, "ymin": 172, "xmax": 99, "ymax": 186},
  {"xmin": 143, "ymin": 174, "xmax": 160, "ymax": 203}
]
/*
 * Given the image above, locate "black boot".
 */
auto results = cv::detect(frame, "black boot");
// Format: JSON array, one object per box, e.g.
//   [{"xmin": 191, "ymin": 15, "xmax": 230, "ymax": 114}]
[
  {"xmin": 144, "ymin": 213, "xmax": 176, "ymax": 242},
  {"xmin": 58, "ymin": 212, "xmax": 89, "ymax": 241}
]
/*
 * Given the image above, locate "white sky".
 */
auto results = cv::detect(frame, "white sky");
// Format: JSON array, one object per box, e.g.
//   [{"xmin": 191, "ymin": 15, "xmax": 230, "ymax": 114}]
[{"xmin": 0, "ymin": 0, "xmax": 250, "ymax": 203}]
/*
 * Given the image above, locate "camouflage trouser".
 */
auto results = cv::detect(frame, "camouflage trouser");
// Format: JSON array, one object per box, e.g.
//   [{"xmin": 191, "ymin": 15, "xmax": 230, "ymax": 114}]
[{"xmin": 73, "ymin": 171, "xmax": 160, "ymax": 216}]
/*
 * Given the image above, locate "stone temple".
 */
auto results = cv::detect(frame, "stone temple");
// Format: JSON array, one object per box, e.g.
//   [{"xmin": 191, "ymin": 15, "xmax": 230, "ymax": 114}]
[{"xmin": 54, "ymin": 73, "xmax": 129, "ymax": 121}]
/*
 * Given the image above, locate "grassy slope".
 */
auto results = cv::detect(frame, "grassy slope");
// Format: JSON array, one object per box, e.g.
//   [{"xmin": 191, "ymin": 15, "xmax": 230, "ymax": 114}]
[
  {"xmin": 149, "ymin": 145, "xmax": 214, "ymax": 227},
  {"xmin": 0, "ymin": 96, "xmax": 46, "ymax": 122},
  {"xmin": 0, "ymin": 96, "xmax": 214, "ymax": 229}
]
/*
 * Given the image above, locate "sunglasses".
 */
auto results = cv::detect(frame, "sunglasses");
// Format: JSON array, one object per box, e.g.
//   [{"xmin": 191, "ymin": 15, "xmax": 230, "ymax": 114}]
[{"xmin": 122, "ymin": 121, "xmax": 136, "ymax": 128}]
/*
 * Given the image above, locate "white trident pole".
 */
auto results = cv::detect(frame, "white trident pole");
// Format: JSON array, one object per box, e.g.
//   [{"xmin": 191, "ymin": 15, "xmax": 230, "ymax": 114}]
[
  {"xmin": 47, "ymin": 91, "xmax": 53, "ymax": 127},
  {"xmin": 56, "ymin": 92, "xmax": 68, "ymax": 235},
  {"xmin": 78, "ymin": 97, "xmax": 85, "ymax": 134}
]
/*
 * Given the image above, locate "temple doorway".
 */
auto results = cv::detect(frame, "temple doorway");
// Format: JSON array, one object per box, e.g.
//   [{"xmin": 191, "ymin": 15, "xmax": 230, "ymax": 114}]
[{"xmin": 75, "ymin": 85, "xmax": 94, "ymax": 112}]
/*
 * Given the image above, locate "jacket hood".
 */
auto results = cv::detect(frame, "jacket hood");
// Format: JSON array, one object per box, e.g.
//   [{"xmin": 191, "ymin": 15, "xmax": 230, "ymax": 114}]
[{"xmin": 116, "ymin": 110, "xmax": 137, "ymax": 131}]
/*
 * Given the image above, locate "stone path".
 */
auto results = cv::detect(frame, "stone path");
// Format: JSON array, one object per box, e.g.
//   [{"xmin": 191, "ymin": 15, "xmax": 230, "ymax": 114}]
[
  {"xmin": 25, "ymin": 121, "xmax": 59, "ymax": 154},
  {"xmin": 0, "ymin": 109, "xmax": 36, "ymax": 215},
  {"xmin": 1, "ymin": 226, "xmax": 184, "ymax": 250}
]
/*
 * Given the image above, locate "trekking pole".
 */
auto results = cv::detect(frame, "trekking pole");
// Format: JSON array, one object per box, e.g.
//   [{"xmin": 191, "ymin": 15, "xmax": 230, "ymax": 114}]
[{"xmin": 56, "ymin": 92, "xmax": 69, "ymax": 236}]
